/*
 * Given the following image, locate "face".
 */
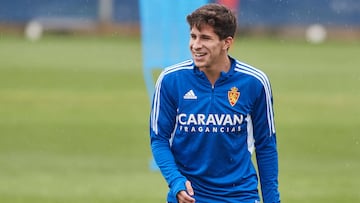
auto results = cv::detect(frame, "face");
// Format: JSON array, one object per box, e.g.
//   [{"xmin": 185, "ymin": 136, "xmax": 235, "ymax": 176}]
[{"xmin": 189, "ymin": 24, "xmax": 232, "ymax": 70}]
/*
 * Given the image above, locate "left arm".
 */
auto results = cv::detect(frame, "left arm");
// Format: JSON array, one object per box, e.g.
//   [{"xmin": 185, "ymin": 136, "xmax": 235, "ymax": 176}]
[{"xmin": 252, "ymin": 84, "xmax": 280, "ymax": 203}]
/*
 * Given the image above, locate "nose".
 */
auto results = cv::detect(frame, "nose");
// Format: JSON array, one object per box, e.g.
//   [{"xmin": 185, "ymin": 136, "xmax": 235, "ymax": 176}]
[{"xmin": 191, "ymin": 38, "xmax": 202, "ymax": 50}]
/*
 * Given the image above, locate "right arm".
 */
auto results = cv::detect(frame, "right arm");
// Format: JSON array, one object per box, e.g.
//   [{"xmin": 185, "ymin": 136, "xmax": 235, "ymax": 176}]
[{"xmin": 150, "ymin": 73, "xmax": 188, "ymax": 199}]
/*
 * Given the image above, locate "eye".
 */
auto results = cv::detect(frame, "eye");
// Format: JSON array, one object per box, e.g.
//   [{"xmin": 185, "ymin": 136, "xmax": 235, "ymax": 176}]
[{"xmin": 201, "ymin": 35, "xmax": 211, "ymax": 40}]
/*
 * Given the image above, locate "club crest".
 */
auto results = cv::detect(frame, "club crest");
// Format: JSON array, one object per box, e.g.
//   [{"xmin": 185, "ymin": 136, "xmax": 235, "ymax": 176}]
[{"xmin": 228, "ymin": 87, "xmax": 240, "ymax": 106}]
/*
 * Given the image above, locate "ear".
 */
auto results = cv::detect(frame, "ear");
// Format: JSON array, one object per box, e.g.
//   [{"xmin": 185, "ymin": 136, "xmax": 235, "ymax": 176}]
[{"xmin": 223, "ymin": 36, "xmax": 234, "ymax": 51}]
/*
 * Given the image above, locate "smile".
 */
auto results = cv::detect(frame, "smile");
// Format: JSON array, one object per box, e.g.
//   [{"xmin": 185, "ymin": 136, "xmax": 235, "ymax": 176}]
[{"xmin": 194, "ymin": 53, "xmax": 206, "ymax": 57}]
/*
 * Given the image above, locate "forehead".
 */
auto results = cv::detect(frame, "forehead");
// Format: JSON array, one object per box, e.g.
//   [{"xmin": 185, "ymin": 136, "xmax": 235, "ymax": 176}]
[{"xmin": 190, "ymin": 24, "xmax": 217, "ymax": 37}]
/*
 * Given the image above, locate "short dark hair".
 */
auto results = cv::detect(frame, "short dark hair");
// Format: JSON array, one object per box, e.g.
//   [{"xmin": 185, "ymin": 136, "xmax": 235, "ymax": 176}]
[{"xmin": 186, "ymin": 3, "xmax": 237, "ymax": 40}]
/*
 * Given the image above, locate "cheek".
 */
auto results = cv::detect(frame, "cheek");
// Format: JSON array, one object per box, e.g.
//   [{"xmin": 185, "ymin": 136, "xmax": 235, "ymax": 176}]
[{"xmin": 210, "ymin": 44, "xmax": 222, "ymax": 54}]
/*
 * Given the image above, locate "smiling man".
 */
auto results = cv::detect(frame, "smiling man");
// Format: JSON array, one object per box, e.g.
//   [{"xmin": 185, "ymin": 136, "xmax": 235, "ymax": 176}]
[{"xmin": 150, "ymin": 3, "xmax": 280, "ymax": 203}]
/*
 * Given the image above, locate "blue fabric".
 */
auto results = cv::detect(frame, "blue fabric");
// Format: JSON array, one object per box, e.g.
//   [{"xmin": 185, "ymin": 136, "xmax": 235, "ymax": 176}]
[{"xmin": 150, "ymin": 57, "xmax": 280, "ymax": 202}]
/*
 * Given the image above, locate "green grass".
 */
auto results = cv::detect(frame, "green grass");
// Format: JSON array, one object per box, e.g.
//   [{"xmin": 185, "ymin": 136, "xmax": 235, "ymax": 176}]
[{"xmin": 0, "ymin": 34, "xmax": 359, "ymax": 202}]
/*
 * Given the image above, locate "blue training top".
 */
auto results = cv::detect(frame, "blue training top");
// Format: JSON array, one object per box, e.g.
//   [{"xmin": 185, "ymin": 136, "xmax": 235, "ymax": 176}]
[{"xmin": 150, "ymin": 56, "xmax": 280, "ymax": 203}]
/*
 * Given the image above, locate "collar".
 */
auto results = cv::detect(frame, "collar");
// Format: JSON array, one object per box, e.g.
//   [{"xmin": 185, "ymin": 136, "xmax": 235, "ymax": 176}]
[{"xmin": 193, "ymin": 55, "xmax": 236, "ymax": 79}]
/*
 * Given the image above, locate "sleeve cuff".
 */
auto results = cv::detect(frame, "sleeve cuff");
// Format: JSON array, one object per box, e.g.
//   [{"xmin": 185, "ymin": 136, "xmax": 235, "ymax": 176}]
[{"xmin": 170, "ymin": 177, "xmax": 187, "ymax": 198}]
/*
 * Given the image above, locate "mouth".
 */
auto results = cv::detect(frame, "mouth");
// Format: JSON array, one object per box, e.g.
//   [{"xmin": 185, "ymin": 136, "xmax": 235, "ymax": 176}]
[{"xmin": 193, "ymin": 52, "xmax": 207, "ymax": 59}]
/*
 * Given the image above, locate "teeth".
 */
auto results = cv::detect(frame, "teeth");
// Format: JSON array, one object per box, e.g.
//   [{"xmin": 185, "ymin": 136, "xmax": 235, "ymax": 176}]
[{"xmin": 195, "ymin": 53, "xmax": 205, "ymax": 57}]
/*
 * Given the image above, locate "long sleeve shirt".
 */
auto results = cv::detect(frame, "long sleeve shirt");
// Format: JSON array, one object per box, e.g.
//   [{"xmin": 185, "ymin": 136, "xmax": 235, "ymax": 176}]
[{"xmin": 150, "ymin": 57, "xmax": 280, "ymax": 203}]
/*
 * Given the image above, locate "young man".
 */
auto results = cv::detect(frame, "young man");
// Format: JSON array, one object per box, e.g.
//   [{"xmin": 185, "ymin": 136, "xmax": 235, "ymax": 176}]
[{"xmin": 150, "ymin": 3, "xmax": 280, "ymax": 203}]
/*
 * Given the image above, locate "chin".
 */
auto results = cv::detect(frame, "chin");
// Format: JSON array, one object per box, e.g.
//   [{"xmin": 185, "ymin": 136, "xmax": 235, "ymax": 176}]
[
  {"xmin": 194, "ymin": 62, "xmax": 203, "ymax": 68},
  {"xmin": 193, "ymin": 60, "xmax": 206, "ymax": 68}
]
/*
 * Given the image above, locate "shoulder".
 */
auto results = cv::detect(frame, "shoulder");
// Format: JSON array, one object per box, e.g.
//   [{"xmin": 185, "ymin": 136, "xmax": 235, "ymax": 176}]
[
  {"xmin": 157, "ymin": 60, "xmax": 194, "ymax": 82},
  {"xmin": 162, "ymin": 60, "xmax": 194, "ymax": 76},
  {"xmin": 233, "ymin": 59, "xmax": 271, "ymax": 89},
  {"xmin": 154, "ymin": 59, "xmax": 194, "ymax": 89}
]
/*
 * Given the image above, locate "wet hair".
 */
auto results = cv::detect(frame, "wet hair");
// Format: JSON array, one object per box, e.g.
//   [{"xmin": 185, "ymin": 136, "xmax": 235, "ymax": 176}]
[{"xmin": 186, "ymin": 3, "xmax": 237, "ymax": 40}]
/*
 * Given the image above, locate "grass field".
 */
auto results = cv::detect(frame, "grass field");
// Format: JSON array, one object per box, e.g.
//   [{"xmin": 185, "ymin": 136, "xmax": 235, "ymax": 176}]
[{"xmin": 0, "ymin": 34, "xmax": 359, "ymax": 202}]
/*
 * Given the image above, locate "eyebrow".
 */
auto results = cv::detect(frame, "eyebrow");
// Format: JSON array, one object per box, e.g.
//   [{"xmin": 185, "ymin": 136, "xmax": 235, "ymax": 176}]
[{"xmin": 190, "ymin": 32, "xmax": 213, "ymax": 38}]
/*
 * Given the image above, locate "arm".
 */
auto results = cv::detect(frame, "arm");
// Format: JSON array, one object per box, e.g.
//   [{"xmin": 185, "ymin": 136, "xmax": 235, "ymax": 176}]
[
  {"xmin": 252, "ymin": 85, "xmax": 280, "ymax": 203},
  {"xmin": 150, "ymin": 74, "xmax": 187, "ymax": 199}
]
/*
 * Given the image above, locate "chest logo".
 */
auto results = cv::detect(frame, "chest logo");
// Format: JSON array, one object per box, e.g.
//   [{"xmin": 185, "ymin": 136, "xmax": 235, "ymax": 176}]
[{"xmin": 228, "ymin": 87, "xmax": 240, "ymax": 106}]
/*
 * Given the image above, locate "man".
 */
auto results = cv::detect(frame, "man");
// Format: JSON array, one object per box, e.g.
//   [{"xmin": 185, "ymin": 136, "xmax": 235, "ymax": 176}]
[{"xmin": 150, "ymin": 3, "xmax": 280, "ymax": 203}]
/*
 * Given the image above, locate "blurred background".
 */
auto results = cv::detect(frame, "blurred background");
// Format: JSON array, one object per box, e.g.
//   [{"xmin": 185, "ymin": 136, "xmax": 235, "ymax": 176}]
[
  {"xmin": 1, "ymin": 0, "xmax": 360, "ymax": 40},
  {"xmin": 0, "ymin": 0, "xmax": 359, "ymax": 203}
]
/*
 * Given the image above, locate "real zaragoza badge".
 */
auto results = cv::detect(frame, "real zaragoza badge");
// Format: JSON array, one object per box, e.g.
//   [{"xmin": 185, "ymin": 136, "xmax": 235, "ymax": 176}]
[{"xmin": 228, "ymin": 87, "xmax": 240, "ymax": 106}]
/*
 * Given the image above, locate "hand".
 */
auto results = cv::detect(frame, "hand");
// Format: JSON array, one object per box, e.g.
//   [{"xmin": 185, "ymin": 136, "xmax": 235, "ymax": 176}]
[{"xmin": 176, "ymin": 180, "xmax": 195, "ymax": 203}]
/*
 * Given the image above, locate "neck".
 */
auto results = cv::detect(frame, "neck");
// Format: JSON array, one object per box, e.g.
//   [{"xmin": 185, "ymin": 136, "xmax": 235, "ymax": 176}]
[{"xmin": 200, "ymin": 56, "xmax": 231, "ymax": 86}]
